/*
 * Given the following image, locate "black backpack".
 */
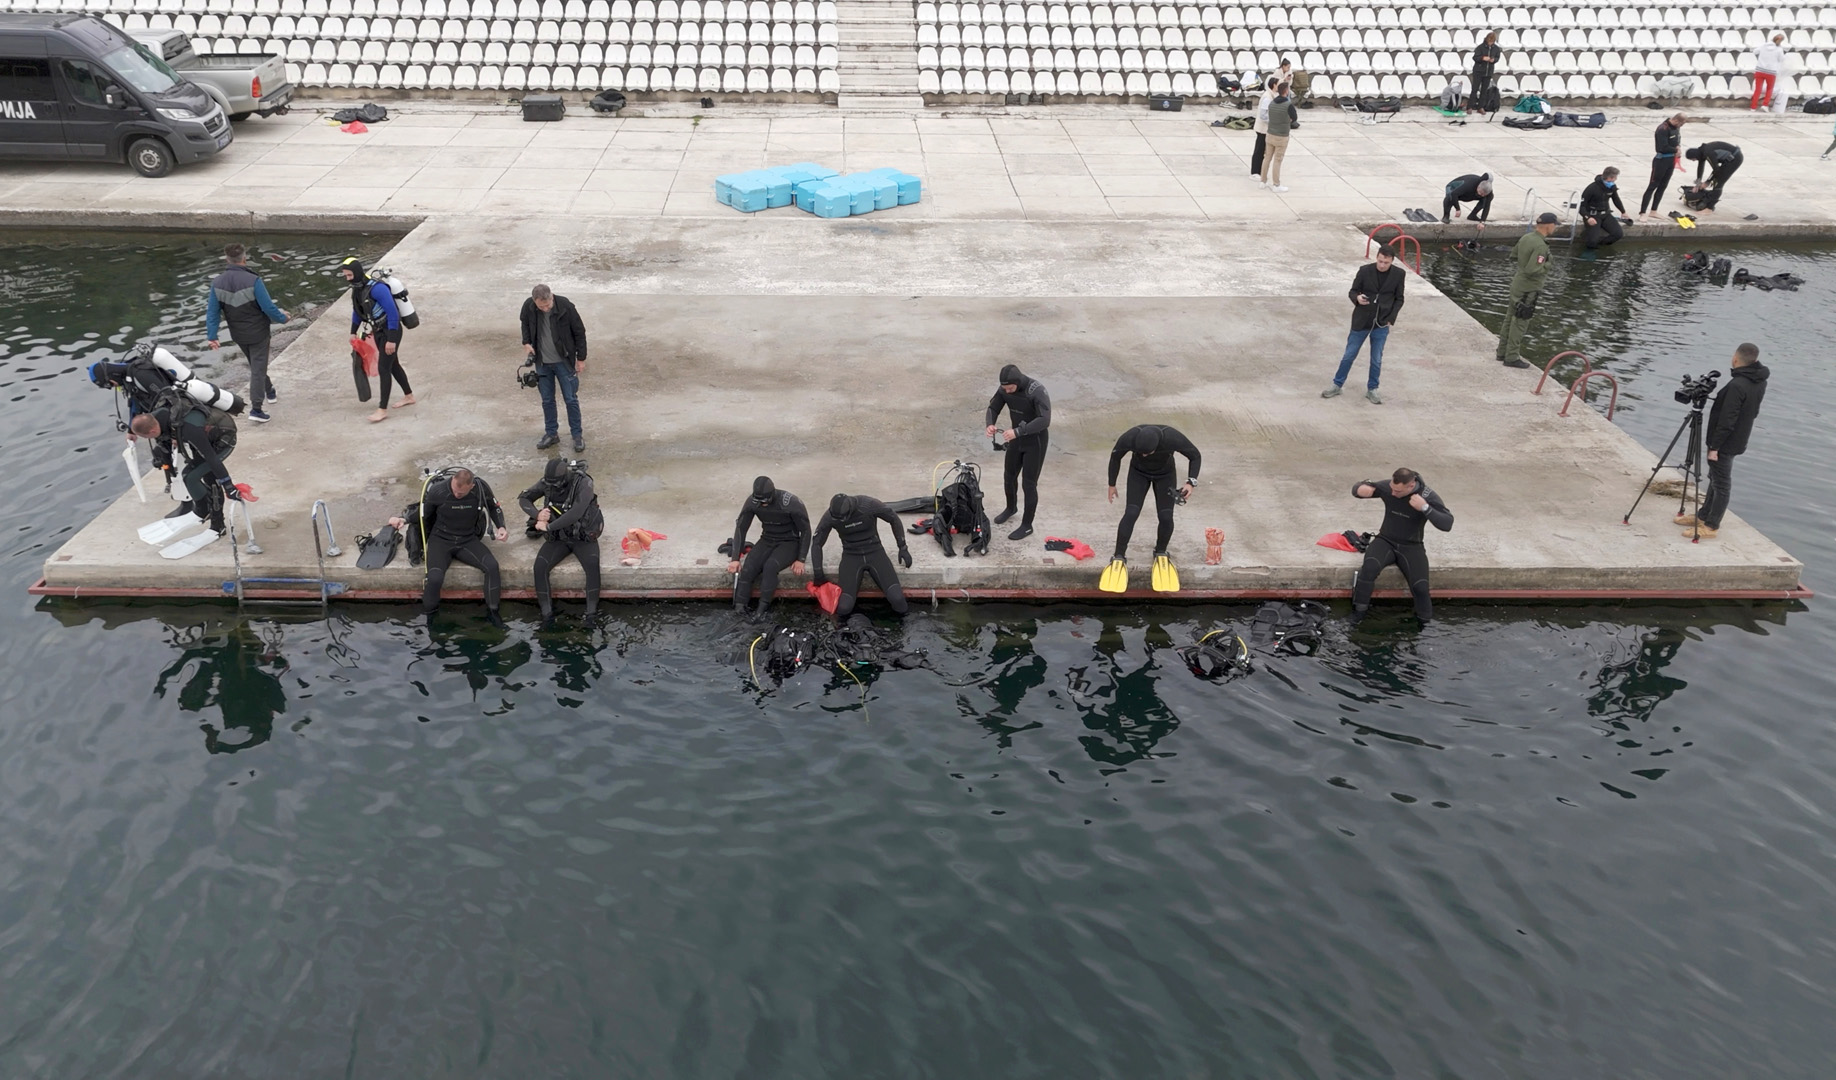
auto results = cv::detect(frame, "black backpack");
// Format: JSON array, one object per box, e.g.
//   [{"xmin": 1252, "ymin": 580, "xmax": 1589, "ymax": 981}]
[
  {"xmin": 929, "ymin": 462, "xmax": 992, "ymax": 557},
  {"xmin": 1477, "ymin": 85, "xmax": 1501, "ymax": 112},
  {"xmin": 1802, "ymin": 95, "xmax": 1836, "ymax": 114},
  {"xmin": 1503, "ymin": 113, "xmax": 1555, "ymax": 130}
]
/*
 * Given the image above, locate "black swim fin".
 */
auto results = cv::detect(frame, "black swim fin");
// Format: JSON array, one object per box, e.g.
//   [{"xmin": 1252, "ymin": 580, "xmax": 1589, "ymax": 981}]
[
  {"xmin": 356, "ymin": 523, "xmax": 401, "ymax": 569},
  {"xmin": 883, "ymin": 495, "xmax": 936, "ymax": 515}
]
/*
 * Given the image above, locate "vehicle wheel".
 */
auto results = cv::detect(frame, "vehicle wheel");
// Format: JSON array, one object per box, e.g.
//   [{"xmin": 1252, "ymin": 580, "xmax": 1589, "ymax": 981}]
[
  {"xmin": 127, "ymin": 137, "xmax": 174, "ymax": 178},
  {"xmin": 229, "ymin": 112, "xmax": 252, "ymax": 122}
]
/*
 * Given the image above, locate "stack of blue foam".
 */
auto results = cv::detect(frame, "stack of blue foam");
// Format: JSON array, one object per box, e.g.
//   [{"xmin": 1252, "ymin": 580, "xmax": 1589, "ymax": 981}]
[
  {"xmin": 793, "ymin": 168, "xmax": 923, "ymax": 218},
  {"xmin": 715, "ymin": 162, "xmax": 839, "ymax": 212},
  {"xmin": 714, "ymin": 163, "xmax": 923, "ymax": 217}
]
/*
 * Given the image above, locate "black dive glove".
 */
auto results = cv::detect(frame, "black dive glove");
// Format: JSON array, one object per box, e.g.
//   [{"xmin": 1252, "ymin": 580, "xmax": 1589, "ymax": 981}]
[
  {"xmin": 218, "ymin": 477, "xmax": 243, "ymax": 501},
  {"xmin": 897, "ymin": 547, "xmax": 913, "ymax": 569}
]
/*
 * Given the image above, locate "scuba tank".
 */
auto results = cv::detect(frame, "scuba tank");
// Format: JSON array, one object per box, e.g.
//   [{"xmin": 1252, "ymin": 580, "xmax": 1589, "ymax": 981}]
[
  {"xmin": 369, "ymin": 267, "xmax": 419, "ymax": 329},
  {"xmin": 132, "ymin": 342, "xmax": 246, "ymax": 415},
  {"xmin": 145, "ymin": 344, "xmax": 193, "ymax": 383}
]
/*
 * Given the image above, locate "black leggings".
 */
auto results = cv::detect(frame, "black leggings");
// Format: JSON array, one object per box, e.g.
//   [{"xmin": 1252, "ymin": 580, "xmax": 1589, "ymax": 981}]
[
  {"xmin": 422, "ymin": 536, "xmax": 500, "ymax": 615},
  {"xmin": 835, "ymin": 548, "xmax": 908, "ymax": 618},
  {"xmin": 734, "ymin": 536, "xmax": 801, "ymax": 613},
  {"xmin": 1640, "ymin": 155, "xmax": 1675, "ymax": 214},
  {"xmin": 375, "ymin": 329, "xmax": 412, "ymax": 407},
  {"xmin": 1352, "ymin": 536, "xmax": 1434, "ymax": 620},
  {"xmin": 1114, "ymin": 469, "xmax": 1176, "ymax": 559},
  {"xmin": 1250, "ymin": 132, "xmax": 1266, "ymax": 176},
  {"xmin": 1001, "ymin": 432, "xmax": 1048, "ymax": 526},
  {"xmin": 1583, "ymin": 212, "xmax": 1624, "ymax": 250},
  {"xmin": 534, "ymin": 536, "xmax": 600, "ymax": 618}
]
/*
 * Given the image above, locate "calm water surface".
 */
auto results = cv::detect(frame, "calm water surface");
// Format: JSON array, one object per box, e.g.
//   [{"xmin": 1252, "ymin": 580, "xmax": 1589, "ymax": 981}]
[{"xmin": 1, "ymin": 234, "xmax": 1833, "ymax": 1079}]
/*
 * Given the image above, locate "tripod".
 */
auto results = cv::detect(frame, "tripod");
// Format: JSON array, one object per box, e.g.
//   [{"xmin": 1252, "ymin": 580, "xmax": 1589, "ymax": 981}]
[{"xmin": 1623, "ymin": 401, "xmax": 1708, "ymax": 541}]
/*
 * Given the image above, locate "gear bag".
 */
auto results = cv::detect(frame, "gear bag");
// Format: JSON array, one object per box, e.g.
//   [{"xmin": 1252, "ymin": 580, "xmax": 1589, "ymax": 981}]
[
  {"xmin": 928, "ymin": 461, "xmax": 992, "ymax": 557},
  {"xmin": 1248, "ymin": 600, "xmax": 1329, "ymax": 654}
]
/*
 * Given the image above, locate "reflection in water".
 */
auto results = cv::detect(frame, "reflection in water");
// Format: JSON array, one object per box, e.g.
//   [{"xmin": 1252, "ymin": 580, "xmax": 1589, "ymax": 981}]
[
  {"xmin": 410, "ymin": 628, "xmax": 536, "ymax": 707},
  {"xmin": 1074, "ymin": 619, "xmax": 1181, "ymax": 770},
  {"xmin": 153, "ymin": 620, "xmax": 289, "ymax": 754}
]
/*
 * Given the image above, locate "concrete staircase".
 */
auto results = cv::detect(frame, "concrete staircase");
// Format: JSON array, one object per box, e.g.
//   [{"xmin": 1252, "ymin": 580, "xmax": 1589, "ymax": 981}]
[{"xmin": 833, "ymin": 0, "xmax": 925, "ymax": 110}]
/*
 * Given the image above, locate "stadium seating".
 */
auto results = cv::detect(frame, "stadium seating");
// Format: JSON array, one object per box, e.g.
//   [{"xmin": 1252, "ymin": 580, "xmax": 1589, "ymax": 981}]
[{"xmin": 53, "ymin": 0, "xmax": 838, "ymax": 92}]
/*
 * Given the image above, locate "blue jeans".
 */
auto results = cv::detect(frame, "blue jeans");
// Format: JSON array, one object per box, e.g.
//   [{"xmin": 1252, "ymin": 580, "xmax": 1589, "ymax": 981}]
[
  {"xmin": 537, "ymin": 361, "xmax": 582, "ymax": 438},
  {"xmin": 1333, "ymin": 326, "xmax": 1388, "ymax": 390}
]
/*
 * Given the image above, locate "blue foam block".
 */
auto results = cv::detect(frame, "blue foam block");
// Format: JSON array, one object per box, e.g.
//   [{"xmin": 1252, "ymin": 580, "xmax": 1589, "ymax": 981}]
[
  {"xmin": 728, "ymin": 172, "xmax": 769, "ymax": 213},
  {"xmin": 807, "ymin": 183, "xmax": 853, "ymax": 218}
]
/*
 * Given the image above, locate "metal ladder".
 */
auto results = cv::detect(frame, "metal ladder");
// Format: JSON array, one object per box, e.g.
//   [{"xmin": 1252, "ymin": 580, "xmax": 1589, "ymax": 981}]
[{"xmin": 223, "ymin": 499, "xmax": 346, "ymax": 617}]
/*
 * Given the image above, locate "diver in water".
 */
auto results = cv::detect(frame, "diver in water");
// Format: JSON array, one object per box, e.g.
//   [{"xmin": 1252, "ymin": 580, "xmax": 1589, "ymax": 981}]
[
  {"xmin": 810, "ymin": 494, "xmax": 912, "ymax": 618},
  {"xmin": 390, "ymin": 468, "xmax": 507, "ymax": 626},
  {"xmin": 129, "ymin": 398, "xmax": 240, "ymax": 536},
  {"xmin": 1101, "ymin": 424, "xmax": 1201, "ymax": 592},
  {"xmin": 983, "ymin": 363, "xmax": 1053, "ymax": 540},
  {"xmin": 517, "ymin": 458, "xmax": 604, "ymax": 628},
  {"xmin": 728, "ymin": 476, "xmax": 811, "ymax": 617}
]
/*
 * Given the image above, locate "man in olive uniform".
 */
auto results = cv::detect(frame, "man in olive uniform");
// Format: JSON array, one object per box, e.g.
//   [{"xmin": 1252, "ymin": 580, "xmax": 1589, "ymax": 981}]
[{"xmin": 1496, "ymin": 212, "xmax": 1559, "ymax": 369}]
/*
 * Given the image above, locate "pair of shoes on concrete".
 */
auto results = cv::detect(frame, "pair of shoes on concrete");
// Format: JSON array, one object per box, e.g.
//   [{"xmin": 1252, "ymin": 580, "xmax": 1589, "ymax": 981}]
[
  {"xmin": 536, "ymin": 433, "xmax": 560, "ymax": 450},
  {"xmin": 1684, "ymin": 525, "xmax": 1718, "ymax": 539},
  {"xmin": 1675, "ymin": 512, "xmax": 1703, "ymax": 526},
  {"xmin": 248, "ymin": 408, "xmax": 272, "ymax": 423},
  {"xmin": 1322, "ymin": 385, "xmax": 1381, "ymax": 403}
]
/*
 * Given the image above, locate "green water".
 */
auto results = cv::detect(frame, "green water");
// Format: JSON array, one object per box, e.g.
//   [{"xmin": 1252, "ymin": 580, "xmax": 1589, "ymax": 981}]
[{"xmin": 2, "ymin": 234, "xmax": 1833, "ymax": 1078}]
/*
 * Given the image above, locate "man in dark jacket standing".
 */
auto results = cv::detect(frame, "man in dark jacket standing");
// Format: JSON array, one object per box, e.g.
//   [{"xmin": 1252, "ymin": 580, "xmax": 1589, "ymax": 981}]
[
  {"xmin": 206, "ymin": 243, "xmax": 288, "ymax": 424},
  {"xmin": 1350, "ymin": 467, "xmax": 1454, "ymax": 623},
  {"xmin": 1323, "ymin": 244, "xmax": 1406, "ymax": 404},
  {"xmin": 984, "ymin": 363, "xmax": 1052, "ymax": 540},
  {"xmin": 1680, "ymin": 343, "xmax": 1768, "ymax": 539},
  {"xmin": 519, "ymin": 283, "xmax": 589, "ymax": 453},
  {"xmin": 1579, "ymin": 167, "xmax": 1627, "ymax": 253}
]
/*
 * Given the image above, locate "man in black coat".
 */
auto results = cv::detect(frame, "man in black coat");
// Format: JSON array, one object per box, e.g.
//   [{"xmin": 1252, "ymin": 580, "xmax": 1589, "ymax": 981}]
[
  {"xmin": 984, "ymin": 363, "xmax": 1052, "ymax": 540},
  {"xmin": 519, "ymin": 283, "xmax": 589, "ymax": 453},
  {"xmin": 1323, "ymin": 244, "xmax": 1406, "ymax": 404},
  {"xmin": 1350, "ymin": 467, "xmax": 1454, "ymax": 623},
  {"xmin": 1680, "ymin": 342, "xmax": 1769, "ymax": 539},
  {"xmin": 1579, "ymin": 167, "xmax": 1628, "ymax": 252}
]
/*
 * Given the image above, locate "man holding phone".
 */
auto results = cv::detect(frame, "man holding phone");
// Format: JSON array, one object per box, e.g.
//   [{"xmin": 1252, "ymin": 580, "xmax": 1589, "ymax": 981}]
[{"xmin": 1322, "ymin": 243, "xmax": 1406, "ymax": 404}]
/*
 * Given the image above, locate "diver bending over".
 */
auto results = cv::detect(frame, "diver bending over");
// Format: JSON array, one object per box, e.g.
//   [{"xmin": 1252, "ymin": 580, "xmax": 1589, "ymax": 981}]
[
  {"xmin": 1102, "ymin": 424, "xmax": 1201, "ymax": 592},
  {"xmin": 129, "ymin": 399, "xmax": 241, "ymax": 537},
  {"xmin": 1350, "ymin": 467, "xmax": 1454, "ymax": 623},
  {"xmin": 728, "ymin": 476, "xmax": 811, "ymax": 617},
  {"xmin": 518, "ymin": 458, "xmax": 604, "ymax": 627},
  {"xmin": 811, "ymin": 494, "xmax": 912, "ymax": 618},
  {"xmin": 983, "ymin": 364, "xmax": 1053, "ymax": 540},
  {"xmin": 391, "ymin": 468, "xmax": 508, "ymax": 626}
]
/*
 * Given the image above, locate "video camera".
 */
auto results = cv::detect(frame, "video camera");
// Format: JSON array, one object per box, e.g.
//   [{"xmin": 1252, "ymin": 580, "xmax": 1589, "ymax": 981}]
[
  {"xmin": 516, "ymin": 357, "xmax": 540, "ymax": 389},
  {"xmin": 1674, "ymin": 370, "xmax": 1720, "ymax": 407}
]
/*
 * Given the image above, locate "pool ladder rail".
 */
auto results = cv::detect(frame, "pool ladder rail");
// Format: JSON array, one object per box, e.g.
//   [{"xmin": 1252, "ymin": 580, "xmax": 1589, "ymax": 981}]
[{"xmin": 223, "ymin": 499, "xmax": 346, "ymax": 617}]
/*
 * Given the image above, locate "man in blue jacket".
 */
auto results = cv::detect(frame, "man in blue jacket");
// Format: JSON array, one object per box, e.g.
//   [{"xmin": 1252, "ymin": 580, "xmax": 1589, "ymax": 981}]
[
  {"xmin": 343, "ymin": 257, "xmax": 413, "ymax": 423},
  {"xmin": 206, "ymin": 243, "xmax": 288, "ymax": 423}
]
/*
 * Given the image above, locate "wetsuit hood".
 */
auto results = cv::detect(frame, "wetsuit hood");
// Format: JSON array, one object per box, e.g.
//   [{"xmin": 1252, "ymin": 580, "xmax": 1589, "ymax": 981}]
[
  {"xmin": 544, "ymin": 457, "xmax": 571, "ymax": 485},
  {"xmin": 751, "ymin": 475, "xmax": 777, "ymax": 507},
  {"xmin": 1132, "ymin": 426, "xmax": 1162, "ymax": 455},
  {"xmin": 999, "ymin": 364, "xmax": 1030, "ymax": 391},
  {"xmin": 829, "ymin": 493, "xmax": 857, "ymax": 521}
]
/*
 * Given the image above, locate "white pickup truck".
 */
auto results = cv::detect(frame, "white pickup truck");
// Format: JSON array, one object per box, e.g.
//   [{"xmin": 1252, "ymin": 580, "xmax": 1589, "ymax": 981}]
[{"xmin": 128, "ymin": 28, "xmax": 293, "ymax": 120}]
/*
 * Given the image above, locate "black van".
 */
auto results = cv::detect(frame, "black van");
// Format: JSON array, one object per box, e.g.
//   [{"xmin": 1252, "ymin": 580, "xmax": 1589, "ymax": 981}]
[{"xmin": 0, "ymin": 13, "xmax": 231, "ymax": 177}]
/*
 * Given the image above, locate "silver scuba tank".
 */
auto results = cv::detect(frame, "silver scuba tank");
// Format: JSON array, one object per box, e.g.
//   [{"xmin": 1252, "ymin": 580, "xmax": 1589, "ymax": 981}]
[
  {"xmin": 369, "ymin": 268, "xmax": 419, "ymax": 329},
  {"xmin": 145, "ymin": 344, "xmax": 193, "ymax": 383},
  {"xmin": 183, "ymin": 379, "xmax": 246, "ymax": 414}
]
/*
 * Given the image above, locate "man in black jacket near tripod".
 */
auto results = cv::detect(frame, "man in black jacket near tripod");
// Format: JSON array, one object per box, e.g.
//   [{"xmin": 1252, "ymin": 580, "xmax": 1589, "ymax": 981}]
[
  {"xmin": 1679, "ymin": 342, "xmax": 1768, "ymax": 540},
  {"xmin": 519, "ymin": 284, "xmax": 589, "ymax": 453}
]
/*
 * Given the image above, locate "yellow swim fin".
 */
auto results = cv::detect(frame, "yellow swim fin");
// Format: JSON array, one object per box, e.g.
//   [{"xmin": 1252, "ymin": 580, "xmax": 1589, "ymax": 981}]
[
  {"xmin": 1098, "ymin": 557, "xmax": 1129, "ymax": 593},
  {"xmin": 1151, "ymin": 552, "xmax": 1180, "ymax": 593},
  {"xmin": 1676, "ymin": 214, "xmax": 1696, "ymax": 229}
]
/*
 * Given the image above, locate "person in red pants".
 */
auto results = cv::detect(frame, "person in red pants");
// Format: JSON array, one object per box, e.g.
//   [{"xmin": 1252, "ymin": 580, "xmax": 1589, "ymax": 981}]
[{"xmin": 1752, "ymin": 33, "xmax": 1786, "ymax": 109}]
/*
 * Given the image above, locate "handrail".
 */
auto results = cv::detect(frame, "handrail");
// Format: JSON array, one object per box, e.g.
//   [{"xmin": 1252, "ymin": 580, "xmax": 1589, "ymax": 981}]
[
  {"xmin": 312, "ymin": 499, "xmax": 342, "ymax": 558},
  {"xmin": 1365, "ymin": 223, "xmax": 1406, "ymax": 253},
  {"xmin": 1520, "ymin": 185, "xmax": 1537, "ymax": 223},
  {"xmin": 1362, "ymin": 225, "xmax": 1422, "ymax": 274},
  {"xmin": 1533, "ymin": 350, "xmax": 1591, "ymax": 395},
  {"xmin": 1560, "ymin": 370, "xmax": 1619, "ymax": 421},
  {"xmin": 1390, "ymin": 234, "xmax": 1422, "ymax": 275}
]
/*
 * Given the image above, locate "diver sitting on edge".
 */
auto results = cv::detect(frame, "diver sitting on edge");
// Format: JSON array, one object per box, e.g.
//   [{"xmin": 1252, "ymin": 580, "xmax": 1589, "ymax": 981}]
[
  {"xmin": 518, "ymin": 458, "xmax": 604, "ymax": 629},
  {"xmin": 811, "ymin": 494, "xmax": 912, "ymax": 619},
  {"xmin": 728, "ymin": 476, "xmax": 811, "ymax": 618},
  {"xmin": 391, "ymin": 468, "xmax": 508, "ymax": 627},
  {"xmin": 1350, "ymin": 467, "xmax": 1455, "ymax": 625}
]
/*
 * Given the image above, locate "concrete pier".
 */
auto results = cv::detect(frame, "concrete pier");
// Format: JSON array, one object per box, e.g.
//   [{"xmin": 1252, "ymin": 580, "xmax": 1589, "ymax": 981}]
[{"xmin": 19, "ymin": 103, "xmax": 1815, "ymax": 602}]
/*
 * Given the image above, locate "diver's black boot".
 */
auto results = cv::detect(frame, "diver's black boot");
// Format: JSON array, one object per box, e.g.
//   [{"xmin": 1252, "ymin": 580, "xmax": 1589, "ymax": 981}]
[
  {"xmin": 165, "ymin": 500, "xmax": 195, "ymax": 519},
  {"xmin": 538, "ymin": 606, "xmax": 556, "ymax": 630},
  {"xmin": 992, "ymin": 507, "xmax": 1016, "ymax": 525},
  {"xmin": 486, "ymin": 607, "xmax": 505, "ymax": 629},
  {"xmin": 1008, "ymin": 523, "xmax": 1034, "ymax": 541}
]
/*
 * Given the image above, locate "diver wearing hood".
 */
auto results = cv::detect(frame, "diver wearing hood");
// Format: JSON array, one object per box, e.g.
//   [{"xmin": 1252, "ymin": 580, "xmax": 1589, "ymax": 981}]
[
  {"xmin": 984, "ymin": 363, "xmax": 1052, "ymax": 540},
  {"xmin": 728, "ymin": 476, "xmax": 812, "ymax": 616},
  {"xmin": 128, "ymin": 402, "xmax": 239, "ymax": 536},
  {"xmin": 1106, "ymin": 424, "xmax": 1201, "ymax": 562},
  {"xmin": 811, "ymin": 493, "xmax": 911, "ymax": 618},
  {"xmin": 517, "ymin": 458, "xmax": 605, "ymax": 626},
  {"xmin": 342, "ymin": 256, "xmax": 414, "ymax": 422}
]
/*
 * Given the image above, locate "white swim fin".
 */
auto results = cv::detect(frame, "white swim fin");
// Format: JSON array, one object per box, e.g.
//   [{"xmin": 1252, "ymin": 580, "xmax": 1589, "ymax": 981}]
[
  {"xmin": 139, "ymin": 513, "xmax": 203, "ymax": 546},
  {"xmin": 159, "ymin": 527, "xmax": 222, "ymax": 560}
]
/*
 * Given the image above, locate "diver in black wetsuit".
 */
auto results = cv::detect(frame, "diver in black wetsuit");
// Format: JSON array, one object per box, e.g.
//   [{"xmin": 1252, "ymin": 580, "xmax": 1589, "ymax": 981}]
[
  {"xmin": 518, "ymin": 458, "xmax": 604, "ymax": 627},
  {"xmin": 811, "ymin": 494, "xmax": 912, "ymax": 618},
  {"xmin": 1350, "ymin": 467, "xmax": 1455, "ymax": 623},
  {"xmin": 1106, "ymin": 424, "xmax": 1201, "ymax": 562},
  {"xmin": 984, "ymin": 363, "xmax": 1052, "ymax": 541},
  {"xmin": 390, "ymin": 468, "xmax": 508, "ymax": 626},
  {"xmin": 728, "ymin": 475, "xmax": 811, "ymax": 617},
  {"xmin": 1684, "ymin": 141, "xmax": 1742, "ymax": 211}
]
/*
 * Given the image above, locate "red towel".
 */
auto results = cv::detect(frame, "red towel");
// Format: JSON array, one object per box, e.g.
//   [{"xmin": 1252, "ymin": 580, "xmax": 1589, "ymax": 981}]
[
  {"xmin": 806, "ymin": 580, "xmax": 841, "ymax": 614},
  {"xmin": 1316, "ymin": 531, "xmax": 1359, "ymax": 553},
  {"xmin": 620, "ymin": 528, "xmax": 667, "ymax": 558},
  {"xmin": 340, "ymin": 120, "xmax": 368, "ymax": 134}
]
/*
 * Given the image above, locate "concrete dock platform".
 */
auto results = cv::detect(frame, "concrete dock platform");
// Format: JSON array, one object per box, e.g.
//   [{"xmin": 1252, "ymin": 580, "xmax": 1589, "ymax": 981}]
[{"xmin": 36, "ymin": 214, "xmax": 1806, "ymax": 603}]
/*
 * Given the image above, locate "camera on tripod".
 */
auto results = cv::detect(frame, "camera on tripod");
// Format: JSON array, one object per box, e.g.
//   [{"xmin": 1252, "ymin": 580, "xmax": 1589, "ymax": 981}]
[
  {"xmin": 515, "ymin": 358, "xmax": 540, "ymax": 389},
  {"xmin": 1674, "ymin": 370, "xmax": 1720, "ymax": 407}
]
